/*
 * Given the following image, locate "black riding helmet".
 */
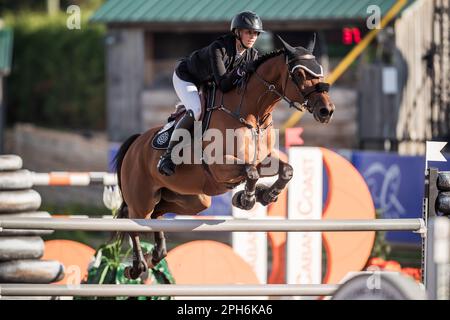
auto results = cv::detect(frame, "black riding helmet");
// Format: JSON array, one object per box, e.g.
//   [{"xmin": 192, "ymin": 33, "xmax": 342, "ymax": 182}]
[
  {"xmin": 230, "ymin": 11, "xmax": 265, "ymax": 33},
  {"xmin": 230, "ymin": 11, "xmax": 265, "ymax": 49}
]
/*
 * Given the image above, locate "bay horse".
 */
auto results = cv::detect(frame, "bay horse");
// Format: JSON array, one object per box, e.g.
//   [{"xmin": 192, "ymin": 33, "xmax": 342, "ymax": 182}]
[{"xmin": 113, "ymin": 35, "xmax": 335, "ymax": 279}]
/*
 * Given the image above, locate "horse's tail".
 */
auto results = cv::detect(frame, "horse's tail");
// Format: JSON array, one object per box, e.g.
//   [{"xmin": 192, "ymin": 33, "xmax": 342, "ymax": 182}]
[
  {"xmin": 112, "ymin": 133, "xmax": 141, "ymax": 192},
  {"xmin": 112, "ymin": 133, "xmax": 141, "ymax": 241}
]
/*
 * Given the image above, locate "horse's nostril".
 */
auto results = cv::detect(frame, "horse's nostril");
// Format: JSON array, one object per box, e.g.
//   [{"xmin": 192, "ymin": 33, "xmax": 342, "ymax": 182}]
[{"xmin": 319, "ymin": 108, "xmax": 329, "ymax": 117}]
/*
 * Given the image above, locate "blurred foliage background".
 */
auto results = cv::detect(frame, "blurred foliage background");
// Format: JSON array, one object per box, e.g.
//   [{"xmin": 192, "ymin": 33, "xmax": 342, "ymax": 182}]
[{"xmin": 2, "ymin": 0, "xmax": 106, "ymax": 130}]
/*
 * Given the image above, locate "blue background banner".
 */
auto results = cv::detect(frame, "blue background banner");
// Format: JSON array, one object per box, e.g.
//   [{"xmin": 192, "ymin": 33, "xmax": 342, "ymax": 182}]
[{"xmin": 347, "ymin": 150, "xmax": 450, "ymax": 245}]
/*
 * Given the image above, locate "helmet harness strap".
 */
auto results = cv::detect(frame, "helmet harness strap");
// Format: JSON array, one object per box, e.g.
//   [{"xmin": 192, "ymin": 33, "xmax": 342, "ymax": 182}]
[{"xmin": 234, "ymin": 29, "xmax": 249, "ymax": 50}]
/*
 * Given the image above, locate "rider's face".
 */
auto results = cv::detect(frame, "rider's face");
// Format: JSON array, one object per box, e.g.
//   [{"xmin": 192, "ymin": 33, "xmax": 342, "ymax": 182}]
[{"xmin": 238, "ymin": 29, "xmax": 259, "ymax": 48}]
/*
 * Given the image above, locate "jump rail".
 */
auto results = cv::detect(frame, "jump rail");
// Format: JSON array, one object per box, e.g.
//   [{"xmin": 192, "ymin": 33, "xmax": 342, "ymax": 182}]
[
  {"xmin": 0, "ymin": 284, "xmax": 339, "ymax": 297},
  {"xmin": 31, "ymin": 172, "xmax": 117, "ymax": 186},
  {"xmin": 0, "ymin": 217, "xmax": 426, "ymax": 233}
]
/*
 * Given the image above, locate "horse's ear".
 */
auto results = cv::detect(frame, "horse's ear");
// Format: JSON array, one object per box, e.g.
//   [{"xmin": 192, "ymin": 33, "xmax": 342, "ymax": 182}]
[
  {"xmin": 276, "ymin": 35, "xmax": 296, "ymax": 55},
  {"xmin": 306, "ymin": 33, "xmax": 316, "ymax": 53}
]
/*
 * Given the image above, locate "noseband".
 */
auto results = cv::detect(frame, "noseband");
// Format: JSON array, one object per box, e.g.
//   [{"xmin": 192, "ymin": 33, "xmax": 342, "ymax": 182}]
[{"xmin": 289, "ymin": 71, "xmax": 330, "ymax": 112}]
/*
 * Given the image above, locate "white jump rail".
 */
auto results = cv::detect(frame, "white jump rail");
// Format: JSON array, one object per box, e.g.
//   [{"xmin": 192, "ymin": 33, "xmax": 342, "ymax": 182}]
[
  {"xmin": 0, "ymin": 284, "xmax": 339, "ymax": 297},
  {"xmin": 0, "ymin": 217, "xmax": 426, "ymax": 233}
]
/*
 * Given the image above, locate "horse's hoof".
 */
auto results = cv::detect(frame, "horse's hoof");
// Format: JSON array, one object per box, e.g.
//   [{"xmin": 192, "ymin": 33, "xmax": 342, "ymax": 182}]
[
  {"xmin": 232, "ymin": 191, "xmax": 243, "ymax": 208},
  {"xmin": 232, "ymin": 191, "xmax": 256, "ymax": 210},
  {"xmin": 124, "ymin": 260, "xmax": 148, "ymax": 280},
  {"xmin": 124, "ymin": 266, "xmax": 140, "ymax": 280},
  {"xmin": 255, "ymin": 185, "xmax": 279, "ymax": 206},
  {"xmin": 255, "ymin": 184, "xmax": 271, "ymax": 206},
  {"xmin": 146, "ymin": 248, "xmax": 168, "ymax": 268}
]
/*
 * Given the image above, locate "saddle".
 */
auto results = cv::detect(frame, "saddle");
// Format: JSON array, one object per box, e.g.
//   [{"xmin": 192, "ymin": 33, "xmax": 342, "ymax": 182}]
[{"xmin": 151, "ymin": 82, "xmax": 216, "ymax": 150}]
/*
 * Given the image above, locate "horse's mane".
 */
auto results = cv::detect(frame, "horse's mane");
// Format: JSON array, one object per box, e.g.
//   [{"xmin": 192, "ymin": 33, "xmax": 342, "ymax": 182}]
[{"xmin": 253, "ymin": 48, "xmax": 284, "ymax": 70}]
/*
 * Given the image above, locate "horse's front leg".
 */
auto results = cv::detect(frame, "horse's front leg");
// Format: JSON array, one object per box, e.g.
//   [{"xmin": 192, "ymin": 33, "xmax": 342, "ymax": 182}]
[
  {"xmin": 256, "ymin": 154, "xmax": 293, "ymax": 206},
  {"xmin": 232, "ymin": 164, "xmax": 259, "ymax": 210}
]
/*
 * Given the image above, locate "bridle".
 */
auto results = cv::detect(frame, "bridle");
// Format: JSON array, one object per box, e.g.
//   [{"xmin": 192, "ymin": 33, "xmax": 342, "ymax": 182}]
[
  {"xmin": 209, "ymin": 52, "xmax": 331, "ymax": 131},
  {"xmin": 254, "ymin": 53, "xmax": 330, "ymax": 113}
]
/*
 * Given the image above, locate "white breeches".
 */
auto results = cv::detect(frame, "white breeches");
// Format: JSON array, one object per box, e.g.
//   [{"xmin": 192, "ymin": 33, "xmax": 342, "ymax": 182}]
[{"xmin": 172, "ymin": 71, "xmax": 202, "ymax": 121}]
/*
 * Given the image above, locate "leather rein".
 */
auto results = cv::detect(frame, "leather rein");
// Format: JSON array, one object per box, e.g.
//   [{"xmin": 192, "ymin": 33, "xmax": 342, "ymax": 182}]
[{"xmin": 208, "ymin": 54, "xmax": 330, "ymax": 132}]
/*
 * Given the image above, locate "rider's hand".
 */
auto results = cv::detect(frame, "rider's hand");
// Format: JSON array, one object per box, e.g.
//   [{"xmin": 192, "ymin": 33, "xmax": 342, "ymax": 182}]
[{"xmin": 243, "ymin": 61, "xmax": 256, "ymax": 74}]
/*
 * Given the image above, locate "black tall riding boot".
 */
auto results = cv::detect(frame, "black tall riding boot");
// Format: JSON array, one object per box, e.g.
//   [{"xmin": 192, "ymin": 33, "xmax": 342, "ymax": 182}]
[{"xmin": 157, "ymin": 110, "xmax": 195, "ymax": 176}]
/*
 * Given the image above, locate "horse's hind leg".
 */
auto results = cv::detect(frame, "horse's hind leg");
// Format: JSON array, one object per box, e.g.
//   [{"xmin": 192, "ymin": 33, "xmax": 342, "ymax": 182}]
[
  {"xmin": 146, "ymin": 191, "xmax": 212, "ymax": 267},
  {"xmin": 124, "ymin": 232, "xmax": 149, "ymax": 279},
  {"xmin": 121, "ymin": 193, "xmax": 160, "ymax": 279},
  {"xmin": 115, "ymin": 204, "xmax": 149, "ymax": 280},
  {"xmin": 142, "ymin": 210, "xmax": 167, "ymax": 269},
  {"xmin": 146, "ymin": 228, "xmax": 167, "ymax": 269},
  {"xmin": 232, "ymin": 164, "xmax": 259, "ymax": 210}
]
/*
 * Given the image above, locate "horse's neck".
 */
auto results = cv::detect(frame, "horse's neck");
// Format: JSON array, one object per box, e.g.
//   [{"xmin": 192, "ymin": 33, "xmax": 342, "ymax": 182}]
[
  {"xmin": 214, "ymin": 54, "xmax": 285, "ymax": 126},
  {"xmin": 244, "ymin": 55, "xmax": 285, "ymax": 121}
]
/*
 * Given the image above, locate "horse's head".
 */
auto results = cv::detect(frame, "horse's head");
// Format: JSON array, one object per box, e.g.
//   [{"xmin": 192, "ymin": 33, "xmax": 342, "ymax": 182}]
[{"xmin": 277, "ymin": 35, "xmax": 335, "ymax": 123}]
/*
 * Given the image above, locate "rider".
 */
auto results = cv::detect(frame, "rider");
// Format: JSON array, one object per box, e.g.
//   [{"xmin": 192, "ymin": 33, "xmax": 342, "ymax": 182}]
[{"xmin": 157, "ymin": 11, "xmax": 265, "ymax": 176}]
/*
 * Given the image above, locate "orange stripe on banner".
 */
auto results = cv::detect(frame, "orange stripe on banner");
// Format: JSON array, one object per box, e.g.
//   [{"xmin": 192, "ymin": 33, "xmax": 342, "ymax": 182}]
[
  {"xmin": 320, "ymin": 147, "xmax": 376, "ymax": 284},
  {"xmin": 48, "ymin": 174, "xmax": 71, "ymax": 186}
]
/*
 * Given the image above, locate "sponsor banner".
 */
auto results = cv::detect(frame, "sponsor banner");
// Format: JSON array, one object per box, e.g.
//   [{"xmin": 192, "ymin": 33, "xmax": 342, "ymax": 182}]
[
  {"xmin": 232, "ymin": 178, "xmax": 273, "ymax": 285},
  {"xmin": 287, "ymin": 147, "xmax": 323, "ymax": 290}
]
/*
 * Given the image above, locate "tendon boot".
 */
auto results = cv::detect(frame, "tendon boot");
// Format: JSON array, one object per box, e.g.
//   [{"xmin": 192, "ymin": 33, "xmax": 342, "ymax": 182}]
[{"xmin": 157, "ymin": 110, "xmax": 195, "ymax": 176}]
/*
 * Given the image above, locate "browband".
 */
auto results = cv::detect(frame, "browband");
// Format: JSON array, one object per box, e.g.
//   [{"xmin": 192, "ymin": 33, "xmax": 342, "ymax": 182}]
[{"xmin": 291, "ymin": 64, "xmax": 324, "ymax": 78}]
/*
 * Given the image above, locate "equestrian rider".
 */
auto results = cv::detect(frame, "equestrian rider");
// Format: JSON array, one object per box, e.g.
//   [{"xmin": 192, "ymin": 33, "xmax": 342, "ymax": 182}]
[{"xmin": 157, "ymin": 11, "xmax": 265, "ymax": 176}]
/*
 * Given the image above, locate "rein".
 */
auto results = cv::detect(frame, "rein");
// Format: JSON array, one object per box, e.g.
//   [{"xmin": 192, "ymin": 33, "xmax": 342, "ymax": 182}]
[
  {"xmin": 207, "ymin": 80, "xmax": 258, "ymax": 131},
  {"xmin": 207, "ymin": 55, "xmax": 330, "ymax": 131},
  {"xmin": 207, "ymin": 77, "xmax": 272, "ymax": 133},
  {"xmin": 253, "ymin": 66, "xmax": 330, "ymax": 116},
  {"xmin": 253, "ymin": 70, "xmax": 306, "ymax": 112}
]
